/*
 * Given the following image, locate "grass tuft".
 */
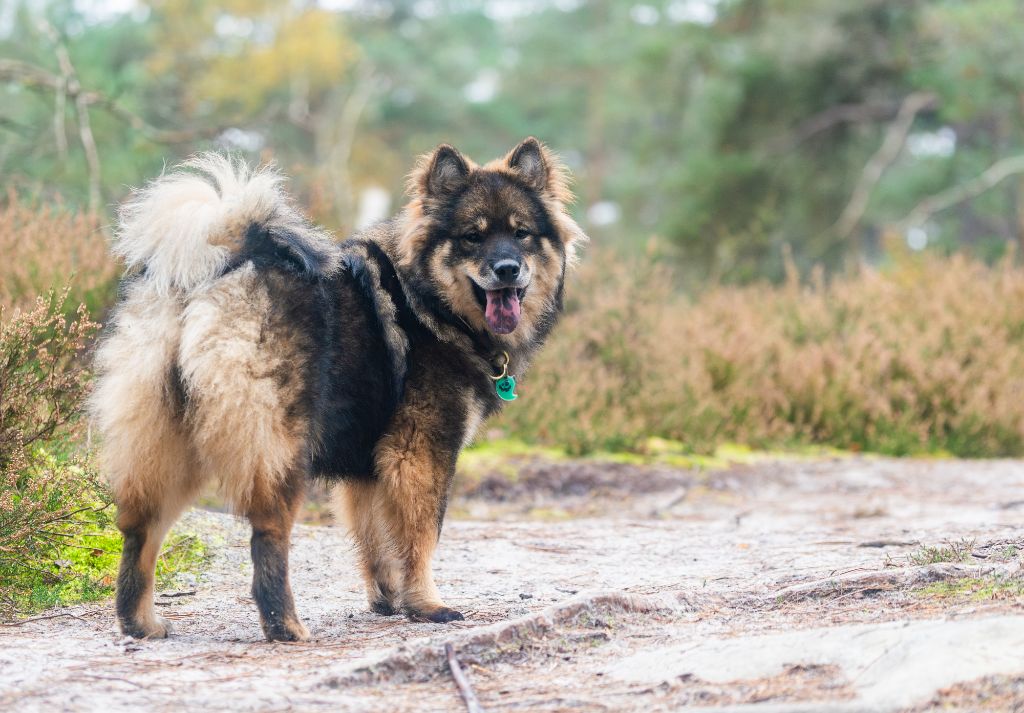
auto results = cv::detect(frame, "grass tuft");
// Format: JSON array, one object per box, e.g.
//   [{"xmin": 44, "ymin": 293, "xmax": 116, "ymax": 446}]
[
  {"xmin": 906, "ymin": 538, "xmax": 977, "ymax": 566},
  {"xmin": 0, "ymin": 194, "xmax": 117, "ymax": 314}
]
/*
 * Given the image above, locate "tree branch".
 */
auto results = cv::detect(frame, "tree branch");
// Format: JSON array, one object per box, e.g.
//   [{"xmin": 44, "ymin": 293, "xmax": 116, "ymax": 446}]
[
  {"xmin": 831, "ymin": 92, "xmax": 937, "ymax": 242},
  {"xmin": 768, "ymin": 99, "xmax": 899, "ymax": 152},
  {"xmin": 445, "ymin": 643, "xmax": 484, "ymax": 713},
  {"xmin": 40, "ymin": 20, "xmax": 101, "ymax": 213},
  {"xmin": 0, "ymin": 58, "xmax": 223, "ymax": 145},
  {"xmin": 73, "ymin": 91, "xmax": 102, "ymax": 214},
  {"xmin": 53, "ymin": 71, "xmax": 68, "ymax": 159},
  {"xmin": 317, "ymin": 61, "xmax": 379, "ymax": 230},
  {"xmin": 895, "ymin": 154, "xmax": 1024, "ymax": 231}
]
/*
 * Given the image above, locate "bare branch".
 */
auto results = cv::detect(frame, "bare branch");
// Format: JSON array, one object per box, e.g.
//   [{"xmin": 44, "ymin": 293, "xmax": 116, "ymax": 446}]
[
  {"xmin": 39, "ymin": 20, "xmax": 102, "ymax": 214},
  {"xmin": 53, "ymin": 74, "xmax": 68, "ymax": 159},
  {"xmin": 0, "ymin": 58, "xmax": 222, "ymax": 145},
  {"xmin": 0, "ymin": 59, "xmax": 59, "ymax": 89},
  {"xmin": 831, "ymin": 92, "xmax": 937, "ymax": 242},
  {"xmin": 317, "ymin": 61, "xmax": 379, "ymax": 230},
  {"xmin": 768, "ymin": 100, "xmax": 898, "ymax": 153},
  {"xmin": 895, "ymin": 154, "xmax": 1024, "ymax": 232},
  {"xmin": 73, "ymin": 92, "xmax": 102, "ymax": 214},
  {"xmin": 39, "ymin": 21, "xmax": 71, "ymax": 157}
]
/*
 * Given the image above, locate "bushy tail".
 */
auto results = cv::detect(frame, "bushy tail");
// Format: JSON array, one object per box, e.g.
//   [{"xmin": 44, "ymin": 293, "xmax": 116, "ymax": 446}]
[{"xmin": 114, "ymin": 153, "xmax": 337, "ymax": 294}]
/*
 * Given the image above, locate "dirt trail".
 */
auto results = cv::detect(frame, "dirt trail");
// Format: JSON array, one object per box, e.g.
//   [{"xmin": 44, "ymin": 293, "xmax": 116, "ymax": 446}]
[{"xmin": 3, "ymin": 456, "xmax": 1024, "ymax": 712}]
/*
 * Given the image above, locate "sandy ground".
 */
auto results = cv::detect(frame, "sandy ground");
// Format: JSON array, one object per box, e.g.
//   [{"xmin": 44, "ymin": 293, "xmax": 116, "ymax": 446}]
[{"xmin": 3, "ymin": 456, "xmax": 1024, "ymax": 712}]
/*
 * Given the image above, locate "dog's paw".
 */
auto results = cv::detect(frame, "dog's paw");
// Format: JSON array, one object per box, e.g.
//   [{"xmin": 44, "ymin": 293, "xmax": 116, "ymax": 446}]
[
  {"xmin": 370, "ymin": 598, "xmax": 399, "ymax": 616},
  {"xmin": 262, "ymin": 617, "xmax": 310, "ymax": 643},
  {"xmin": 120, "ymin": 614, "xmax": 171, "ymax": 640},
  {"xmin": 406, "ymin": 605, "xmax": 465, "ymax": 623}
]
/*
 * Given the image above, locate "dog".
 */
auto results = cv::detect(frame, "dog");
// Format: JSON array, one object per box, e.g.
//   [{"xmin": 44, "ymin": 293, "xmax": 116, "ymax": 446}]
[{"xmin": 90, "ymin": 138, "xmax": 586, "ymax": 641}]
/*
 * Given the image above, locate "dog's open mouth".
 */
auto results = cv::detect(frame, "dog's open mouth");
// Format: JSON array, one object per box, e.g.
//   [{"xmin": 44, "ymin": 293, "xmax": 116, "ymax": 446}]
[{"xmin": 473, "ymin": 284, "xmax": 526, "ymax": 334}]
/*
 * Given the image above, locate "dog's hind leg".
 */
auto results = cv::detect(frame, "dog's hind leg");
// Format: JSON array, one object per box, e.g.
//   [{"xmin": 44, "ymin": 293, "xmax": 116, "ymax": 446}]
[
  {"xmin": 108, "ymin": 408, "xmax": 200, "ymax": 639},
  {"xmin": 178, "ymin": 266, "xmax": 316, "ymax": 641},
  {"xmin": 115, "ymin": 475, "xmax": 198, "ymax": 639},
  {"xmin": 91, "ymin": 286, "xmax": 203, "ymax": 638},
  {"xmin": 244, "ymin": 471, "xmax": 309, "ymax": 642}
]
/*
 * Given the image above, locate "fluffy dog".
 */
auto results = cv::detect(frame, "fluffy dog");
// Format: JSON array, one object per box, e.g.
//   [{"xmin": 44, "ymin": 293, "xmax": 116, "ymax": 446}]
[{"xmin": 90, "ymin": 138, "xmax": 586, "ymax": 641}]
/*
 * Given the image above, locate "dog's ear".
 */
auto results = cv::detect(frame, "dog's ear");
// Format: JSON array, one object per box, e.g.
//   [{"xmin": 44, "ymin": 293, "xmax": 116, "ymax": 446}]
[
  {"xmin": 409, "ymin": 144, "xmax": 471, "ymax": 199},
  {"xmin": 505, "ymin": 137, "xmax": 573, "ymax": 205},
  {"xmin": 505, "ymin": 138, "xmax": 584, "ymax": 262},
  {"xmin": 506, "ymin": 137, "xmax": 549, "ymax": 192}
]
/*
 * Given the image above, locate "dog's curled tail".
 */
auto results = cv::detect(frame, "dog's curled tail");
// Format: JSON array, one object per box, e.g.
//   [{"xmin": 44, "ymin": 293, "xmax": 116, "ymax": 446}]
[{"xmin": 115, "ymin": 153, "xmax": 337, "ymax": 294}]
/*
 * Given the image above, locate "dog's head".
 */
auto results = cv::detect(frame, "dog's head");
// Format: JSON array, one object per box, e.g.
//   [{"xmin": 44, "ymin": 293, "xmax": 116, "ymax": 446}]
[{"xmin": 398, "ymin": 138, "xmax": 586, "ymax": 346}]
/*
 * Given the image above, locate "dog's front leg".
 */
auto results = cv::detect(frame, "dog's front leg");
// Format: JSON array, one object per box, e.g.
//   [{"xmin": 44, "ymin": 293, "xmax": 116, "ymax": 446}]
[{"xmin": 373, "ymin": 409, "xmax": 463, "ymax": 623}]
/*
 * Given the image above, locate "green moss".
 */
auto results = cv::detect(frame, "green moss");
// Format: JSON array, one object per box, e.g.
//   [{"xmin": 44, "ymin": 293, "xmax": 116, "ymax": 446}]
[
  {"xmin": 12, "ymin": 525, "xmax": 210, "ymax": 614},
  {"xmin": 918, "ymin": 576, "xmax": 1024, "ymax": 601},
  {"xmin": 461, "ymin": 437, "xmax": 854, "ymax": 472},
  {"xmin": 523, "ymin": 506, "xmax": 574, "ymax": 521}
]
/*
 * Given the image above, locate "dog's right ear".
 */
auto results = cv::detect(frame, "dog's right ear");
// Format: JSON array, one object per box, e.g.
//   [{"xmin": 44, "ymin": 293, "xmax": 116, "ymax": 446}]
[{"xmin": 408, "ymin": 144, "xmax": 471, "ymax": 199}]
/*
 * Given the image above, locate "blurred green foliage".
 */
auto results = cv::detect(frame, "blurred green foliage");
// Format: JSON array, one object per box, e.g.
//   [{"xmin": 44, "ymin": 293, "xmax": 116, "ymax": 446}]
[{"xmin": 3, "ymin": 0, "xmax": 1024, "ymax": 281}]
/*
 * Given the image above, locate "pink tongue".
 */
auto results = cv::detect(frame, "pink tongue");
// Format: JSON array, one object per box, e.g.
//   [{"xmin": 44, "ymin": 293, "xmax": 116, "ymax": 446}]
[{"xmin": 484, "ymin": 288, "xmax": 521, "ymax": 334}]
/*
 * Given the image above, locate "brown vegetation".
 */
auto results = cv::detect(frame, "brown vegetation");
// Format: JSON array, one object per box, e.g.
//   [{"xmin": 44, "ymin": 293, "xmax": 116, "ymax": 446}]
[
  {"xmin": 502, "ymin": 250, "xmax": 1024, "ymax": 457},
  {"xmin": 0, "ymin": 194, "xmax": 117, "ymax": 313},
  {"xmin": 7, "ymin": 191, "xmax": 1024, "ymax": 463}
]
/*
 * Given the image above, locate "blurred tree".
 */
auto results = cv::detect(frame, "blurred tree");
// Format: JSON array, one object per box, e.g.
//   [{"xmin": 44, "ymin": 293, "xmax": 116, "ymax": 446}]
[{"xmin": 2, "ymin": 0, "xmax": 1024, "ymax": 281}]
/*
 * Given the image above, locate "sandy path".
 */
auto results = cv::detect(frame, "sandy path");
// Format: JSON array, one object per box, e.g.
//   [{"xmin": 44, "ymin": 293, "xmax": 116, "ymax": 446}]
[{"xmin": 3, "ymin": 456, "xmax": 1024, "ymax": 712}]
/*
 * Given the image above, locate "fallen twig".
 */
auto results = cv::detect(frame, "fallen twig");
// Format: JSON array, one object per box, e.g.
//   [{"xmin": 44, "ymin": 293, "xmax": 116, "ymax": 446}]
[
  {"xmin": 857, "ymin": 539, "xmax": 918, "ymax": 548},
  {"xmin": 158, "ymin": 535, "xmax": 197, "ymax": 560},
  {"xmin": 445, "ymin": 643, "xmax": 484, "ymax": 713},
  {"xmin": 0, "ymin": 610, "xmax": 93, "ymax": 627},
  {"xmin": 76, "ymin": 674, "xmax": 143, "ymax": 689}
]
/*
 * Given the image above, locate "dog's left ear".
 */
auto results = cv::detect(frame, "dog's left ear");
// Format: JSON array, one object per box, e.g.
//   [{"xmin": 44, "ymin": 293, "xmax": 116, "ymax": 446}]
[
  {"xmin": 506, "ymin": 138, "xmax": 584, "ymax": 262},
  {"xmin": 505, "ymin": 137, "xmax": 573, "ymax": 206},
  {"xmin": 506, "ymin": 137, "xmax": 549, "ymax": 192}
]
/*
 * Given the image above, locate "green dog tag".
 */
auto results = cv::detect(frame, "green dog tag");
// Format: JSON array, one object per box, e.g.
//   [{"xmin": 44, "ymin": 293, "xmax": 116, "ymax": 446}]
[{"xmin": 495, "ymin": 375, "xmax": 518, "ymax": 401}]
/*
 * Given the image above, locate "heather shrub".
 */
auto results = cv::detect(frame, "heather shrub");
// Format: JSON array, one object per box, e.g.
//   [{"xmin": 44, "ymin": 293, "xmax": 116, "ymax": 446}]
[
  {"xmin": 0, "ymin": 290, "xmax": 109, "ymax": 617},
  {"xmin": 0, "ymin": 283, "xmax": 209, "ymax": 619},
  {"xmin": 0, "ymin": 194, "xmax": 118, "ymax": 314},
  {"xmin": 499, "ymin": 250, "xmax": 1024, "ymax": 457}
]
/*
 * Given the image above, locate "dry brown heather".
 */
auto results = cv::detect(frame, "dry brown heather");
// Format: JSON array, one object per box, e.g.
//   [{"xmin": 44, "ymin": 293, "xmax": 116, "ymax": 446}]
[
  {"xmin": 501, "ymin": 250, "xmax": 1024, "ymax": 457},
  {"xmin": 5, "ymin": 195, "xmax": 1024, "ymax": 458},
  {"xmin": 0, "ymin": 194, "xmax": 117, "ymax": 313}
]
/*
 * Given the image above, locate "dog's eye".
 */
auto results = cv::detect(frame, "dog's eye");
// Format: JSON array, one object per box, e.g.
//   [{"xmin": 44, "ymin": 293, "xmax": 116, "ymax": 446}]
[
  {"xmin": 462, "ymin": 232, "xmax": 483, "ymax": 244},
  {"xmin": 514, "ymin": 228, "xmax": 530, "ymax": 240}
]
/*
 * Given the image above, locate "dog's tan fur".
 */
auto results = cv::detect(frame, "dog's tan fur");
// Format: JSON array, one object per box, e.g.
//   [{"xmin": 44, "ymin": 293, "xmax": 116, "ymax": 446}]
[{"xmin": 179, "ymin": 266, "xmax": 311, "ymax": 508}]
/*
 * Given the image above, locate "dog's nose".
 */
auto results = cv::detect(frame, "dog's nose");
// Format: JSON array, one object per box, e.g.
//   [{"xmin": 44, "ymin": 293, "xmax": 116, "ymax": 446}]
[{"xmin": 492, "ymin": 259, "xmax": 521, "ymax": 283}]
